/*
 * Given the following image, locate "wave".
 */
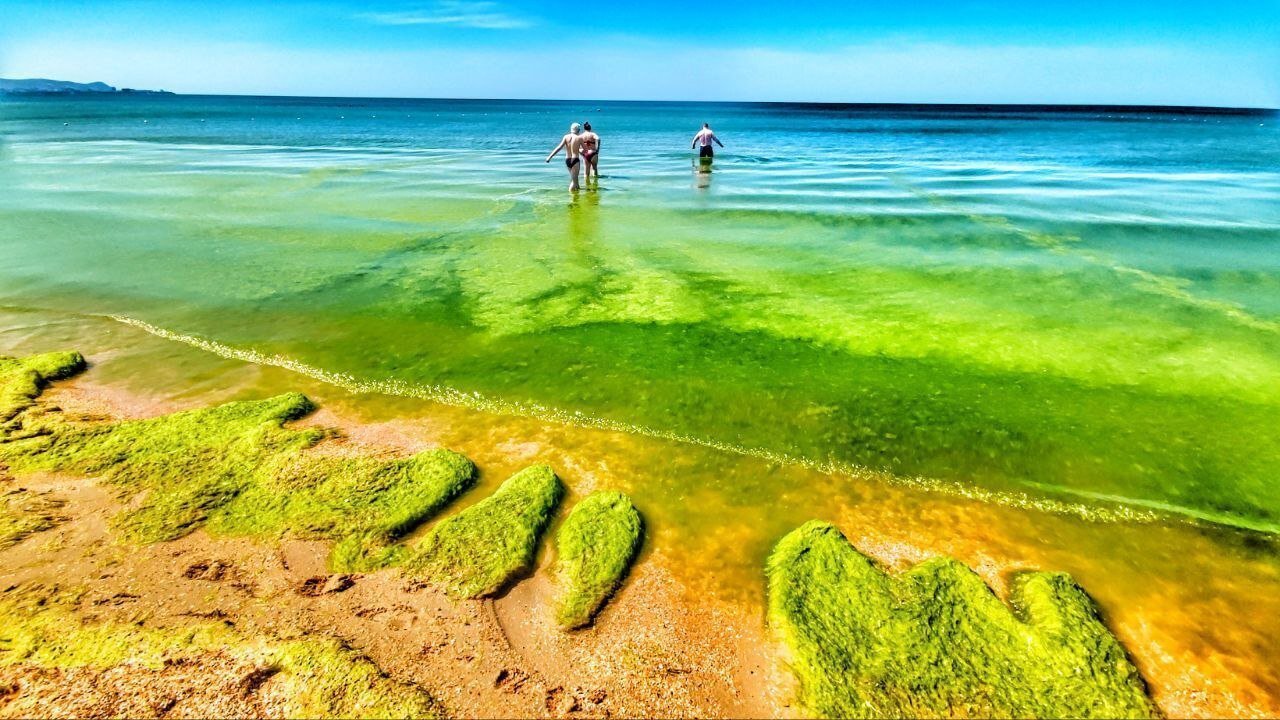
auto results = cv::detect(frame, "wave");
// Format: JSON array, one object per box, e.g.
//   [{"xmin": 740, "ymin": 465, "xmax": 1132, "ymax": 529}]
[{"xmin": 101, "ymin": 312, "xmax": 1280, "ymax": 534}]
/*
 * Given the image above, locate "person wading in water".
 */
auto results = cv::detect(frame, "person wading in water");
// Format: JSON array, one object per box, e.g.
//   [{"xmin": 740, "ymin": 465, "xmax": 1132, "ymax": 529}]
[
  {"xmin": 691, "ymin": 123, "xmax": 724, "ymax": 159},
  {"xmin": 579, "ymin": 122, "xmax": 601, "ymax": 182},
  {"xmin": 546, "ymin": 122, "xmax": 584, "ymax": 191}
]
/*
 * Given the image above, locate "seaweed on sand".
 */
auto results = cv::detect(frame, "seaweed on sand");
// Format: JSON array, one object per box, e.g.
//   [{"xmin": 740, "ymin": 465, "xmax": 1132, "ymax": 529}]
[
  {"xmin": 0, "ymin": 352, "xmax": 474, "ymax": 570},
  {"xmin": 766, "ymin": 520, "xmax": 1159, "ymax": 719},
  {"xmin": 406, "ymin": 465, "xmax": 564, "ymax": 598},
  {"xmin": 0, "ymin": 351, "xmax": 85, "ymax": 424},
  {"xmin": 0, "ymin": 487, "xmax": 66, "ymax": 550},
  {"xmin": 552, "ymin": 491, "xmax": 643, "ymax": 628},
  {"xmin": 210, "ymin": 450, "xmax": 476, "ymax": 572},
  {"xmin": 0, "ymin": 584, "xmax": 446, "ymax": 719}
]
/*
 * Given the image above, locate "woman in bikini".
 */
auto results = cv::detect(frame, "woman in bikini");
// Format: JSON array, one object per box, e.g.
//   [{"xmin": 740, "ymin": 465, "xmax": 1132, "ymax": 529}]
[
  {"xmin": 545, "ymin": 122, "xmax": 583, "ymax": 191},
  {"xmin": 579, "ymin": 122, "xmax": 600, "ymax": 181}
]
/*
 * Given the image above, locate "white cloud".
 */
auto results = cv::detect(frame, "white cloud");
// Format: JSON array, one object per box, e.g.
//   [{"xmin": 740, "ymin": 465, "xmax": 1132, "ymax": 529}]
[{"xmin": 358, "ymin": 1, "xmax": 531, "ymax": 30}]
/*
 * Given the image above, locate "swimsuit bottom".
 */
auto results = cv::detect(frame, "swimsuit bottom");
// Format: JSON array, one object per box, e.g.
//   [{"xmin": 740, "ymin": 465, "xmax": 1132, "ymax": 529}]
[
  {"xmin": 565, "ymin": 156, "xmax": 581, "ymax": 168},
  {"xmin": 582, "ymin": 149, "xmax": 597, "ymax": 160},
  {"xmin": 699, "ymin": 145, "xmax": 714, "ymax": 158}
]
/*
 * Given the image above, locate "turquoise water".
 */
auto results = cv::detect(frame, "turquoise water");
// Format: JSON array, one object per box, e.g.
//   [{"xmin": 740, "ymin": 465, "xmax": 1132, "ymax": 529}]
[{"xmin": 2, "ymin": 95, "xmax": 1280, "ymax": 531}]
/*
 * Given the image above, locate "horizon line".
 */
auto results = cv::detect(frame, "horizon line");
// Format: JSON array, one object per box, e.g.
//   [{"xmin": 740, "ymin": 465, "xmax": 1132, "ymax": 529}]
[{"xmin": 10, "ymin": 89, "xmax": 1277, "ymax": 113}]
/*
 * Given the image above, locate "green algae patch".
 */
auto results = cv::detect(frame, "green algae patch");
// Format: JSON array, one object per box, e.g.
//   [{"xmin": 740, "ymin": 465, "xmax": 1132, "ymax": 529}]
[
  {"xmin": 212, "ymin": 450, "xmax": 476, "ymax": 572},
  {"xmin": 2, "ymin": 392, "xmax": 323, "ymax": 542},
  {"xmin": 0, "ymin": 487, "xmax": 66, "ymax": 549},
  {"xmin": 0, "ymin": 356, "xmax": 475, "ymax": 570},
  {"xmin": 0, "ymin": 351, "xmax": 85, "ymax": 424},
  {"xmin": 552, "ymin": 491, "xmax": 643, "ymax": 629},
  {"xmin": 0, "ymin": 585, "xmax": 444, "ymax": 718},
  {"xmin": 407, "ymin": 464, "xmax": 564, "ymax": 598},
  {"xmin": 766, "ymin": 520, "xmax": 1159, "ymax": 719}
]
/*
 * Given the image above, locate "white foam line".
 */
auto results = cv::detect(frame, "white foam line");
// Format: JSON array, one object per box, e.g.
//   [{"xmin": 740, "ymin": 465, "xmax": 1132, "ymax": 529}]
[{"xmin": 103, "ymin": 313, "xmax": 1182, "ymax": 528}]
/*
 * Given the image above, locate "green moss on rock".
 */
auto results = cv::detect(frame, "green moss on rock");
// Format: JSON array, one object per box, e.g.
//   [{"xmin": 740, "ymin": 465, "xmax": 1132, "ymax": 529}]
[
  {"xmin": 766, "ymin": 520, "xmax": 1159, "ymax": 719},
  {"xmin": 552, "ymin": 490, "xmax": 643, "ymax": 629},
  {"xmin": 406, "ymin": 465, "xmax": 564, "ymax": 598},
  {"xmin": 0, "ymin": 352, "xmax": 475, "ymax": 570}
]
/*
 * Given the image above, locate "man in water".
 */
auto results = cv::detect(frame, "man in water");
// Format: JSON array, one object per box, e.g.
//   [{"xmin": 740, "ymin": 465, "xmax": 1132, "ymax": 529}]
[
  {"xmin": 691, "ymin": 123, "xmax": 724, "ymax": 158},
  {"xmin": 580, "ymin": 121, "xmax": 601, "ymax": 180},
  {"xmin": 546, "ymin": 123, "xmax": 583, "ymax": 191}
]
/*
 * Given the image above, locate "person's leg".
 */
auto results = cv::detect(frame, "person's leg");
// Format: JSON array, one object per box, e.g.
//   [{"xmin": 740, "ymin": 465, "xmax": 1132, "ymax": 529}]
[{"xmin": 569, "ymin": 157, "xmax": 580, "ymax": 191}]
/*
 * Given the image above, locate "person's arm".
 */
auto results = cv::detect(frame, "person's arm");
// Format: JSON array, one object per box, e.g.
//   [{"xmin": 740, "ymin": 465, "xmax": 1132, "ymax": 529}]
[
  {"xmin": 546, "ymin": 137, "xmax": 566, "ymax": 162},
  {"xmin": 714, "ymin": 133, "xmax": 724, "ymax": 148},
  {"xmin": 691, "ymin": 131, "xmax": 700, "ymax": 149}
]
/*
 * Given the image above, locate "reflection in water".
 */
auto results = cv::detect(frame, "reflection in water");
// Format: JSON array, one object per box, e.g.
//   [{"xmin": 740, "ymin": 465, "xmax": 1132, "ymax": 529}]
[
  {"xmin": 567, "ymin": 187, "xmax": 601, "ymax": 274},
  {"xmin": 694, "ymin": 155, "xmax": 713, "ymax": 189}
]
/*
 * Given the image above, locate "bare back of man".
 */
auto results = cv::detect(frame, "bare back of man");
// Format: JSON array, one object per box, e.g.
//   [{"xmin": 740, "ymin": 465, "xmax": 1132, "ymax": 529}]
[
  {"xmin": 691, "ymin": 123, "xmax": 724, "ymax": 159},
  {"xmin": 546, "ymin": 123, "xmax": 584, "ymax": 191}
]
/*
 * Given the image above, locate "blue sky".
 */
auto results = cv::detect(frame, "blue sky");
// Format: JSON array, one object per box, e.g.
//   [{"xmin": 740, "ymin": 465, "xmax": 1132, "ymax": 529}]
[{"xmin": 2, "ymin": 0, "xmax": 1277, "ymax": 106}]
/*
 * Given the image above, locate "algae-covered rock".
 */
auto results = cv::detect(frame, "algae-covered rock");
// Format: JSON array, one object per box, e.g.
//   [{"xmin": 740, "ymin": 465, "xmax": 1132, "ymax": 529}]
[
  {"xmin": 0, "ymin": 354, "xmax": 476, "ymax": 569},
  {"xmin": 766, "ymin": 520, "xmax": 1159, "ymax": 719},
  {"xmin": 553, "ymin": 490, "xmax": 643, "ymax": 629},
  {"xmin": 407, "ymin": 465, "xmax": 564, "ymax": 598}
]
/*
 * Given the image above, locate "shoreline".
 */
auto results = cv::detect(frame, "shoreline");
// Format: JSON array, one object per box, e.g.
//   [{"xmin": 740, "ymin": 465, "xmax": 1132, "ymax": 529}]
[
  {"xmin": 0, "ymin": 337, "xmax": 1277, "ymax": 717},
  {"xmin": 2, "ymin": 372, "xmax": 786, "ymax": 719},
  {"xmin": 107, "ymin": 312, "xmax": 1265, "ymax": 535}
]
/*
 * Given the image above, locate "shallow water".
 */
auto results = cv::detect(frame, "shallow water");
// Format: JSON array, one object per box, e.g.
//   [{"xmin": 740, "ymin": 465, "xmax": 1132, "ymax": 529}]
[
  {"xmin": 3, "ymin": 306, "xmax": 1279, "ymax": 716},
  {"xmin": 2, "ymin": 96, "xmax": 1280, "ymax": 713}
]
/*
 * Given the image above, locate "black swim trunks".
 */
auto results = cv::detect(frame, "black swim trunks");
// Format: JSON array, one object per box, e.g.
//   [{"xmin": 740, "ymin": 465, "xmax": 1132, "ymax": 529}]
[
  {"xmin": 565, "ymin": 156, "xmax": 580, "ymax": 168},
  {"xmin": 699, "ymin": 145, "xmax": 714, "ymax": 158}
]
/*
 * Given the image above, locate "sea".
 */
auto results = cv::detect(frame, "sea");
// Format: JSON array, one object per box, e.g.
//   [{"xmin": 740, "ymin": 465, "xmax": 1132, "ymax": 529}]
[{"xmin": 2, "ymin": 94, "xmax": 1279, "ymax": 712}]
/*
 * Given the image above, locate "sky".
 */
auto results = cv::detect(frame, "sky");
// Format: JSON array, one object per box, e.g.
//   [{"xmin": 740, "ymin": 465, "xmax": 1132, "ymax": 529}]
[{"xmin": 2, "ymin": 0, "xmax": 1278, "ymax": 106}]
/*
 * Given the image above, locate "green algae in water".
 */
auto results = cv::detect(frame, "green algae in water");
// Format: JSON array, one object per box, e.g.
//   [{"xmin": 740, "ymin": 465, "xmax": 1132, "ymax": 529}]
[
  {"xmin": 766, "ymin": 520, "xmax": 1159, "ymax": 719},
  {"xmin": 552, "ymin": 490, "xmax": 643, "ymax": 629},
  {"xmin": 0, "ymin": 584, "xmax": 445, "ymax": 719},
  {"xmin": 4, "ymin": 99, "xmax": 1280, "ymax": 536},
  {"xmin": 0, "ymin": 352, "xmax": 475, "ymax": 570},
  {"xmin": 406, "ymin": 464, "xmax": 564, "ymax": 598}
]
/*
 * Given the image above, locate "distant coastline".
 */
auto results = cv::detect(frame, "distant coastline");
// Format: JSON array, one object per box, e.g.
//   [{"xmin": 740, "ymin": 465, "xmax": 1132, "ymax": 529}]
[
  {"xmin": 0, "ymin": 78, "xmax": 172, "ymax": 95},
  {"xmin": 1, "ymin": 81, "xmax": 1275, "ymax": 112}
]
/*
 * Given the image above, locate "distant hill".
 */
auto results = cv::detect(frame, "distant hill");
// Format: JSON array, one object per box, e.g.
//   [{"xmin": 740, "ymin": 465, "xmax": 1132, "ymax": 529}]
[{"xmin": 0, "ymin": 78, "xmax": 171, "ymax": 95}]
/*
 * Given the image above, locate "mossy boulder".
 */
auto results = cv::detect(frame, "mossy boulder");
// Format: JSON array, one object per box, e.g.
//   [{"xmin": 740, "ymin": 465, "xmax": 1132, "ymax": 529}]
[
  {"xmin": 553, "ymin": 490, "xmax": 643, "ymax": 628},
  {"xmin": 407, "ymin": 465, "xmax": 564, "ymax": 598},
  {"xmin": 766, "ymin": 520, "xmax": 1159, "ymax": 719}
]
